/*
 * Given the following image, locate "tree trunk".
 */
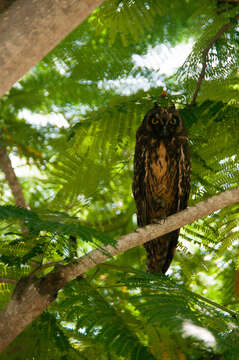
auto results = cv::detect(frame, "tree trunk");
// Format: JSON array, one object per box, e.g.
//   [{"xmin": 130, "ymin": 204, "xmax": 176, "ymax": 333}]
[{"xmin": 0, "ymin": 0, "xmax": 104, "ymax": 98}]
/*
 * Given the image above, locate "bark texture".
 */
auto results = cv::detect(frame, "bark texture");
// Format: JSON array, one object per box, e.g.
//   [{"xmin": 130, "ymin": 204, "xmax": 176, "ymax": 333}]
[
  {"xmin": 0, "ymin": 186, "xmax": 239, "ymax": 351},
  {"xmin": 0, "ymin": 0, "xmax": 104, "ymax": 98},
  {"xmin": 0, "ymin": 268, "xmax": 68, "ymax": 352}
]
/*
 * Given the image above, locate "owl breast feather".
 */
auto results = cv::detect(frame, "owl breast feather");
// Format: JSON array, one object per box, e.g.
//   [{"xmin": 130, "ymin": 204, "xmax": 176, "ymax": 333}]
[{"xmin": 145, "ymin": 140, "xmax": 179, "ymax": 222}]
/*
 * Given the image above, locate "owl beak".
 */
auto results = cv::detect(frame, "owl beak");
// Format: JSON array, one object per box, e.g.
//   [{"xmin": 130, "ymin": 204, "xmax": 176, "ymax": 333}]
[{"xmin": 163, "ymin": 126, "xmax": 167, "ymax": 136}]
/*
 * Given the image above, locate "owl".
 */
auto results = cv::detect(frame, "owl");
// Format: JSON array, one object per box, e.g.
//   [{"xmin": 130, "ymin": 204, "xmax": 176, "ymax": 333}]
[{"xmin": 132, "ymin": 104, "xmax": 191, "ymax": 273}]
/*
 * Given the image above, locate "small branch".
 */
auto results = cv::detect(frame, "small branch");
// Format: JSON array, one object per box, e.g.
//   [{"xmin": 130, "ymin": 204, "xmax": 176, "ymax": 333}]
[
  {"xmin": 0, "ymin": 147, "xmax": 28, "ymax": 209},
  {"xmin": 190, "ymin": 14, "xmax": 239, "ymax": 106},
  {"xmin": 0, "ymin": 147, "xmax": 29, "ymax": 235},
  {"xmin": 0, "ymin": 277, "xmax": 17, "ymax": 285}
]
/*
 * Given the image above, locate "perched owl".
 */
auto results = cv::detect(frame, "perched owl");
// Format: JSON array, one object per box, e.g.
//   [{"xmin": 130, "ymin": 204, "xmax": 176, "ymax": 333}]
[{"xmin": 132, "ymin": 104, "xmax": 191, "ymax": 273}]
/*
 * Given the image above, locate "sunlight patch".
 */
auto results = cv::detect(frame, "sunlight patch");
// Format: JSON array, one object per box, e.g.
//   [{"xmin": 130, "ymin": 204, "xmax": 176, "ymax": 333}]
[
  {"xmin": 132, "ymin": 40, "xmax": 194, "ymax": 75},
  {"xmin": 182, "ymin": 321, "xmax": 216, "ymax": 348},
  {"xmin": 98, "ymin": 40, "xmax": 194, "ymax": 95},
  {"xmin": 19, "ymin": 109, "xmax": 69, "ymax": 128},
  {"xmin": 9, "ymin": 154, "xmax": 44, "ymax": 178}
]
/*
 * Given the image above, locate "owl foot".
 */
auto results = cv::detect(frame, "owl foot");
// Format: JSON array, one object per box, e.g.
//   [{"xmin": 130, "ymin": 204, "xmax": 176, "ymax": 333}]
[{"xmin": 152, "ymin": 216, "xmax": 167, "ymax": 225}]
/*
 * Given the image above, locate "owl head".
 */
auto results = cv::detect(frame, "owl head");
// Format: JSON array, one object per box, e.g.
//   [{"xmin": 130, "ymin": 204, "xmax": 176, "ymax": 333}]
[{"xmin": 140, "ymin": 104, "xmax": 186, "ymax": 140}]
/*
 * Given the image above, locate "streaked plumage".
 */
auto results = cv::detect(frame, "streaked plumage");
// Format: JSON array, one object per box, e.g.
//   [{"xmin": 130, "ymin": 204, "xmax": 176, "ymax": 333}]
[{"xmin": 133, "ymin": 104, "xmax": 191, "ymax": 273}]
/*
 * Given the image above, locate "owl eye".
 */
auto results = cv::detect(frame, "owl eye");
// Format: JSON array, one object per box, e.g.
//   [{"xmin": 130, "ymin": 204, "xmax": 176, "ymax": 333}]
[
  {"xmin": 169, "ymin": 117, "xmax": 178, "ymax": 126},
  {"xmin": 151, "ymin": 118, "xmax": 159, "ymax": 125}
]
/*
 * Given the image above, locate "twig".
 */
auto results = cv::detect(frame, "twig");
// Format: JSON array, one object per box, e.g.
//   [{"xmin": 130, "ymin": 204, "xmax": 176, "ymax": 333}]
[{"xmin": 190, "ymin": 14, "xmax": 239, "ymax": 106}]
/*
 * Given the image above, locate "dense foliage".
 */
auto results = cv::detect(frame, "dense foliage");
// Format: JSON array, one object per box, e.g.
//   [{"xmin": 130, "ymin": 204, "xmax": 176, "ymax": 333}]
[{"xmin": 0, "ymin": 0, "xmax": 238, "ymax": 358}]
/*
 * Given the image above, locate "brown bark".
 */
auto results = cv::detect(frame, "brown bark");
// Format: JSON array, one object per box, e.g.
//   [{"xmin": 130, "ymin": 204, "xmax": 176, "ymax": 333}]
[
  {"xmin": 0, "ymin": 268, "xmax": 68, "ymax": 352},
  {"xmin": 0, "ymin": 0, "xmax": 104, "ymax": 98},
  {"xmin": 0, "ymin": 147, "xmax": 28, "ymax": 208},
  {"xmin": 0, "ymin": 186, "xmax": 239, "ymax": 352}
]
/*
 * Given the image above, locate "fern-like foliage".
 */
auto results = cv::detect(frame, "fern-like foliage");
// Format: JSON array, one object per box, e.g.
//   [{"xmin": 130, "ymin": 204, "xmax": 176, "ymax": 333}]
[
  {"xmin": 18, "ymin": 268, "xmax": 237, "ymax": 360},
  {"xmin": 0, "ymin": 205, "xmax": 115, "ymax": 308},
  {"xmin": 120, "ymin": 272, "xmax": 239, "ymax": 359},
  {"xmin": 93, "ymin": 0, "xmax": 164, "ymax": 46},
  {"xmin": 0, "ymin": 312, "xmax": 79, "ymax": 360},
  {"xmin": 0, "ymin": 0, "xmax": 239, "ymax": 358},
  {"xmin": 53, "ymin": 94, "xmax": 239, "ymax": 205},
  {"xmin": 56, "ymin": 278, "xmax": 155, "ymax": 359},
  {"xmin": 0, "ymin": 205, "xmax": 113, "ymax": 244}
]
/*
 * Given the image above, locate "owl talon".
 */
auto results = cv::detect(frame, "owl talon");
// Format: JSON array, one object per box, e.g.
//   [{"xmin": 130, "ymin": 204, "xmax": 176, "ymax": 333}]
[
  {"xmin": 151, "ymin": 219, "xmax": 159, "ymax": 224},
  {"xmin": 152, "ymin": 217, "xmax": 166, "ymax": 225}
]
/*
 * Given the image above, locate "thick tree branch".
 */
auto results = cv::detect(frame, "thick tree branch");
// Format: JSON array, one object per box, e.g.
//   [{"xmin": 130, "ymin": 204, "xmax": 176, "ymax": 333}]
[
  {"xmin": 63, "ymin": 186, "xmax": 239, "ymax": 281},
  {"xmin": 0, "ymin": 147, "xmax": 28, "ymax": 208},
  {"xmin": 0, "ymin": 0, "xmax": 104, "ymax": 98},
  {"xmin": 190, "ymin": 14, "xmax": 239, "ymax": 106},
  {"xmin": 1, "ymin": 186, "xmax": 239, "ymax": 352}
]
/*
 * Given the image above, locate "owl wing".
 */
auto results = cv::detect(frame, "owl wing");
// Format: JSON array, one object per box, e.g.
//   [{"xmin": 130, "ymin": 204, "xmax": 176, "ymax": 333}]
[
  {"xmin": 177, "ymin": 142, "xmax": 191, "ymax": 211},
  {"xmin": 164, "ymin": 141, "xmax": 191, "ymax": 273},
  {"xmin": 132, "ymin": 135, "xmax": 149, "ymax": 227}
]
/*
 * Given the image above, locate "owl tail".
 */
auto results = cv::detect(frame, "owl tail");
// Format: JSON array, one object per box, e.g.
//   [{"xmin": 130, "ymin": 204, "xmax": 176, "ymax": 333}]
[{"xmin": 143, "ymin": 230, "xmax": 179, "ymax": 273}]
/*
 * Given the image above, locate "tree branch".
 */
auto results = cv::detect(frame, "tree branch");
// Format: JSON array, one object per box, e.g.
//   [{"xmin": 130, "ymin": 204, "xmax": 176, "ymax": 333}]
[
  {"xmin": 63, "ymin": 186, "xmax": 239, "ymax": 281},
  {"xmin": 0, "ymin": 147, "xmax": 28, "ymax": 209},
  {"xmin": 190, "ymin": 14, "xmax": 239, "ymax": 106},
  {"xmin": 0, "ymin": 147, "xmax": 30, "ymax": 235},
  {"xmin": 0, "ymin": 0, "xmax": 104, "ymax": 98},
  {"xmin": 1, "ymin": 186, "xmax": 239, "ymax": 351}
]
